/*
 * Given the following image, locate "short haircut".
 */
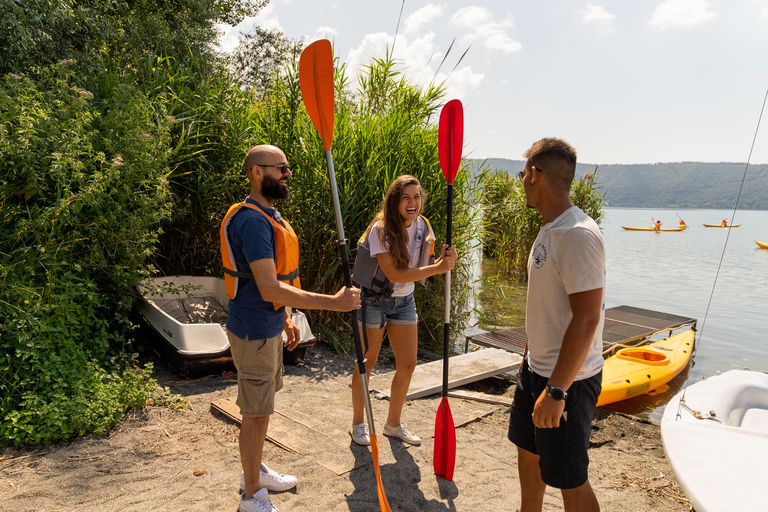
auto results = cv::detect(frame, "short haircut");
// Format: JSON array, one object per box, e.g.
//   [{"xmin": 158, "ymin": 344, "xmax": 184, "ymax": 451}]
[
  {"xmin": 524, "ymin": 138, "xmax": 577, "ymax": 190},
  {"xmin": 243, "ymin": 146, "xmax": 271, "ymax": 174}
]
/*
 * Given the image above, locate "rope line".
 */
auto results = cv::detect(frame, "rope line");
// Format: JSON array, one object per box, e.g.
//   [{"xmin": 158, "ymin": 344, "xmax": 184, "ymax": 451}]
[{"xmin": 676, "ymin": 89, "xmax": 768, "ymax": 419}]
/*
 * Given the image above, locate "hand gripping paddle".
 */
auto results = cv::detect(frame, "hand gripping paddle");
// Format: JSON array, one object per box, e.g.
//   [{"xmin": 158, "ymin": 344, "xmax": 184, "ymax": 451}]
[
  {"xmin": 434, "ymin": 99, "xmax": 463, "ymax": 481},
  {"xmin": 299, "ymin": 39, "xmax": 392, "ymax": 512}
]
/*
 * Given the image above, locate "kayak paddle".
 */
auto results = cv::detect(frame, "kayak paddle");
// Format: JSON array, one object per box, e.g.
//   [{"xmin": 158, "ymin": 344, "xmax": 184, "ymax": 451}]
[
  {"xmin": 299, "ymin": 39, "xmax": 392, "ymax": 512},
  {"xmin": 433, "ymin": 99, "xmax": 462, "ymax": 481}
]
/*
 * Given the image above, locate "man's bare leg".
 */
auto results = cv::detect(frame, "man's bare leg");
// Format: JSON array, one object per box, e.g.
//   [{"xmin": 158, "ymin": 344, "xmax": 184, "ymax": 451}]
[
  {"xmin": 518, "ymin": 446, "xmax": 546, "ymax": 512},
  {"xmin": 562, "ymin": 480, "xmax": 600, "ymax": 512},
  {"xmin": 240, "ymin": 415, "xmax": 270, "ymax": 499}
]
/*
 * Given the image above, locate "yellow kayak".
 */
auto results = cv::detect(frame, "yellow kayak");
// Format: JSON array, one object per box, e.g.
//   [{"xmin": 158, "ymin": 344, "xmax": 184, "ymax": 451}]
[
  {"xmin": 757, "ymin": 240, "xmax": 768, "ymax": 249},
  {"xmin": 703, "ymin": 224, "xmax": 741, "ymax": 228},
  {"xmin": 622, "ymin": 226, "xmax": 685, "ymax": 232},
  {"xmin": 597, "ymin": 329, "xmax": 694, "ymax": 407}
]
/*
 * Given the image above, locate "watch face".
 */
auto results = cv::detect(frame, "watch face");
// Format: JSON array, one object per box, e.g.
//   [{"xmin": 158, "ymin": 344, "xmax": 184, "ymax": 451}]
[{"xmin": 548, "ymin": 385, "xmax": 566, "ymax": 401}]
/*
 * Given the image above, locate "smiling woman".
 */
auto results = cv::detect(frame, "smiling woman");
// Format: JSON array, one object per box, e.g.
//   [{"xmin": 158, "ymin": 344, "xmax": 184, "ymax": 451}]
[{"xmin": 349, "ymin": 174, "xmax": 457, "ymax": 447}]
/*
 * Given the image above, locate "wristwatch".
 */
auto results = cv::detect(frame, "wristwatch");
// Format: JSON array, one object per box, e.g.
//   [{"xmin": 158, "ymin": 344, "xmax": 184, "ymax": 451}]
[{"xmin": 545, "ymin": 384, "xmax": 567, "ymax": 402}]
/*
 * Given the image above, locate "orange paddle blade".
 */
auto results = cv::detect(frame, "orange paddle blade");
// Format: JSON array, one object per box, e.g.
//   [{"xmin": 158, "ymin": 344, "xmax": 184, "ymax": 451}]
[
  {"xmin": 370, "ymin": 434, "xmax": 393, "ymax": 512},
  {"xmin": 299, "ymin": 39, "xmax": 335, "ymax": 151},
  {"xmin": 433, "ymin": 397, "xmax": 456, "ymax": 480}
]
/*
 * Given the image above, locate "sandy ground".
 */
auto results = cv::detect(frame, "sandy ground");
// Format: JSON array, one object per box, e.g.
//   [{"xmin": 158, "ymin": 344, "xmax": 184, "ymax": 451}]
[{"xmin": 0, "ymin": 344, "xmax": 691, "ymax": 512}]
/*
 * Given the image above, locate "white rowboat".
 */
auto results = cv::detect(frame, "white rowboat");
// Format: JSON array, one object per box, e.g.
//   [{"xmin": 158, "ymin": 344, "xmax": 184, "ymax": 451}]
[
  {"xmin": 136, "ymin": 276, "xmax": 315, "ymax": 376},
  {"xmin": 660, "ymin": 370, "xmax": 768, "ymax": 512}
]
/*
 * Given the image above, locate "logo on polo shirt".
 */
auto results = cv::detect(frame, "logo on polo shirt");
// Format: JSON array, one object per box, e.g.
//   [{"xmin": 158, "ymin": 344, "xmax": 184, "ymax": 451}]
[{"xmin": 532, "ymin": 243, "xmax": 547, "ymax": 268}]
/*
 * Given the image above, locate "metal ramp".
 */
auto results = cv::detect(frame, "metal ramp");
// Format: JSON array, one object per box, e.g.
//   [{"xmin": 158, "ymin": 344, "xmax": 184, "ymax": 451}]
[{"xmin": 465, "ymin": 305, "xmax": 697, "ymax": 356}]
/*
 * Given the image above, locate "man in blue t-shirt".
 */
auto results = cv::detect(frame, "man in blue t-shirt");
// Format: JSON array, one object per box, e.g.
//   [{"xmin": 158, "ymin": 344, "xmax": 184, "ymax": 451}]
[{"xmin": 226, "ymin": 145, "xmax": 360, "ymax": 512}]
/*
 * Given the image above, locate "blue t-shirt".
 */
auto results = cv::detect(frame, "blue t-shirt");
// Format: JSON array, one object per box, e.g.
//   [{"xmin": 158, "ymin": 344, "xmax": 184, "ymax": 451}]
[{"xmin": 225, "ymin": 197, "xmax": 285, "ymax": 340}]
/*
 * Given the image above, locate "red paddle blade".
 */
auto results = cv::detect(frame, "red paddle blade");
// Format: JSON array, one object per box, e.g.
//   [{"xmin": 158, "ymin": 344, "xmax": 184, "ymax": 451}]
[
  {"xmin": 438, "ymin": 99, "xmax": 464, "ymax": 185},
  {"xmin": 433, "ymin": 397, "xmax": 456, "ymax": 480},
  {"xmin": 370, "ymin": 434, "xmax": 393, "ymax": 512},
  {"xmin": 299, "ymin": 39, "xmax": 335, "ymax": 151}
]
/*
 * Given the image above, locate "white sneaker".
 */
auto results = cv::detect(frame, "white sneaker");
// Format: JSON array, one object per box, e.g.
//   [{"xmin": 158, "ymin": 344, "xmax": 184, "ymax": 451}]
[
  {"xmin": 350, "ymin": 423, "xmax": 371, "ymax": 446},
  {"xmin": 240, "ymin": 488, "xmax": 279, "ymax": 512},
  {"xmin": 383, "ymin": 422, "xmax": 421, "ymax": 445},
  {"xmin": 240, "ymin": 464, "xmax": 298, "ymax": 493}
]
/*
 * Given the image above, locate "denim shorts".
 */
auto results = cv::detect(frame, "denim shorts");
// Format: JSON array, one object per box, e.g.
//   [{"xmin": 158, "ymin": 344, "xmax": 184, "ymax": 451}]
[
  {"xmin": 507, "ymin": 357, "xmax": 602, "ymax": 489},
  {"xmin": 357, "ymin": 288, "xmax": 418, "ymax": 329}
]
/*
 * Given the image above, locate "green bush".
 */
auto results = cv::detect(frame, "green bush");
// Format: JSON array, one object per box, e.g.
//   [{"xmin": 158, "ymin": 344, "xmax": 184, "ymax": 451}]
[
  {"xmin": 0, "ymin": 64, "xmax": 173, "ymax": 445},
  {"xmin": 482, "ymin": 167, "xmax": 605, "ymax": 280}
]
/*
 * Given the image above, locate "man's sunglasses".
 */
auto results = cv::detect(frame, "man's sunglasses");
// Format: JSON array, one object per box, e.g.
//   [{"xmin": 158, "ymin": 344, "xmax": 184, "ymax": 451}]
[{"xmin": 257, "ymin": 164, "xmax": 292, "ymax": 174}]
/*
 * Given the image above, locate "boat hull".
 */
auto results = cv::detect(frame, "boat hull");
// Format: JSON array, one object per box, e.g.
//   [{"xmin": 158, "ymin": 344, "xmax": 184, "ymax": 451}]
[
  {"xmin": 703, "ymin": 224, "xmax": 741, "ymax": 227},
  {"xmin": 621, "ymin": 226, "xmax": 685, "ymax": 232},
  {"xmin": 597, "ymin": 329, "xmax": 694, "ymax": 407},
  {"xmin": 136, "ymin": 276, "xmax": 316, "ymax": 376},
  {"xmin": 756, "ymin": 240, "xmax": 768, "ymax": 249},
  {"xmin": 661, "ymin": 370, "xmax": 768, "ymax": 512}
]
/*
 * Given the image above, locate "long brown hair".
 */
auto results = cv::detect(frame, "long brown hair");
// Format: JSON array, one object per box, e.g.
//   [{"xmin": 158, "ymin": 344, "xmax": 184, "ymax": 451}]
[{"xmin": 375, "ymin": 175, "xmax": 426, "ymax": 270}]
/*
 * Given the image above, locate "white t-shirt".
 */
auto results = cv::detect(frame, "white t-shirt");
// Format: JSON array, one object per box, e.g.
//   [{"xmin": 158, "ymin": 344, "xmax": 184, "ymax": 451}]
[
  {"xmin": 526, "ymin": 206, "xmax": 605, "ymax": 380},
  {"xmin": 367, "ymin": 217, "xmax": 433, "ymax": 297}
]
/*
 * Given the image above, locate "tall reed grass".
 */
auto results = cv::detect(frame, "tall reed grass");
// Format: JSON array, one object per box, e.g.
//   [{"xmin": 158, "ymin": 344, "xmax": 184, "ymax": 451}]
[
  {"xmin": 136, "ymin": 48, "xmax": 482, "ymax": 352},
  {"xmin": 482, "ymin": 167, "xmax": 605, "ymax": 280}
]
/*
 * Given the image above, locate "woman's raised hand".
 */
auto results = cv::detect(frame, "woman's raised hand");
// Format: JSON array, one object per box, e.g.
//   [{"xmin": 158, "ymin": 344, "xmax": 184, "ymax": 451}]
[{"xmin": 437, "ymin": 244, "xmax": 458, "ymax": 273}]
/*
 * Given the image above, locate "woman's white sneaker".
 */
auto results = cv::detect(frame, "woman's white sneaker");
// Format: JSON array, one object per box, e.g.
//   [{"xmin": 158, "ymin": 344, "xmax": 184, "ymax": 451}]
[
  {"xmin": 383, "ymin": 422, "xmax": 421, "ymax": 445},
  {"xmin": 350, "ymin": 423, "xmax": 371, "ymax": 446}
]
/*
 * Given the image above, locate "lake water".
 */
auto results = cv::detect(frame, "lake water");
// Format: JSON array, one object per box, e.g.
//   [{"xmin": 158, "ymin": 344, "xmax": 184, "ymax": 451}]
[{"xmin": 466, "ymin": 207, "xmax": 768, "ymax": 421}]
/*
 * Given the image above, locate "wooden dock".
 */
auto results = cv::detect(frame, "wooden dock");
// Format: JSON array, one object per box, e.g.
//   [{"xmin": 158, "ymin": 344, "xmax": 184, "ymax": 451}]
[
  {"xmin": 465, "ymin": 305, "xmax": 697, "ymax": 356},
  {"xmin": 369, "ymin": 347, "xmax": 522, "ymax": 400}
]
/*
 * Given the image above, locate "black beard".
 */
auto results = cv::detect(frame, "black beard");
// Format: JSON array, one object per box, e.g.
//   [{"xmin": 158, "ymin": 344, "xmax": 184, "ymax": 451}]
[{"xmin": 262, "ymin": 173, "xmax": 291, "ymax": 201}]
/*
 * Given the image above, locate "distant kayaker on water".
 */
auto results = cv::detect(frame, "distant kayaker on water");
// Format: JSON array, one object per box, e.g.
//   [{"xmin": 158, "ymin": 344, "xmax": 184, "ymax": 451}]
[
  {"xmin": 508, "ymin": 137, "xmax": 605, "ymax": 512},
  {"xmin": 721, "ymin": 218, "xmax": 728, "ymax": 227},
  {"xmin": 653, "ymin": 219, "xmax": 662, "ymax": 231},
  {"xmin": 679, "ymin": 220, "xmax": 686, "ymax": 228}
]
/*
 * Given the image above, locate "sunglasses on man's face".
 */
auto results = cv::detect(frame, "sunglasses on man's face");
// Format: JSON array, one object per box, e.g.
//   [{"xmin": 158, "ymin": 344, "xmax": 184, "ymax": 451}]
[
  {"xmin": 257, "ymin": 164, "xmax": 292, "ymax": 174},
  {"xmin": 517, "ymin": 166, "xmax": 544, "ymax": 182}
]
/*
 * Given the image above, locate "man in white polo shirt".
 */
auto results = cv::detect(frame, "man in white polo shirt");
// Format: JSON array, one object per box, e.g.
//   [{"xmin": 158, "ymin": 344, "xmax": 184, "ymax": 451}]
[{"xmin": 508, "ymin": 137, "xmax": 605, "ymax": 512}]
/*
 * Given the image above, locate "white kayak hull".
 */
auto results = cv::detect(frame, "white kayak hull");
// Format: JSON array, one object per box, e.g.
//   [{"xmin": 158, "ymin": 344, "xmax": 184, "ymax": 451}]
[{"xmin": 660, "ymin": 370, "xmax": 768, "ymax": 512}]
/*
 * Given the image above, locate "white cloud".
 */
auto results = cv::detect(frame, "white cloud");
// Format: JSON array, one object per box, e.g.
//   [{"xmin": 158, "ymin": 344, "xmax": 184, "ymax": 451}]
[
  {"xmin": 345, "ymin": 31, "xmax": 484, "ymax": 100},
  {"xmin": 649, "ymin": 0, "xmax": 718, "ymax": 30},
  {"xmin": 450, "ymin": 6, "xmax": 492, "ymax": 29},
  {"xmin": 314, "ymin": 26, "xmax": 338, "ymax": 38},
  {"xmin": 404, "ymin": 3, "xmax": 443, "ymax": 34},
  {"xmin": 216, "ymin": 4, "xmax": 282, "ymax": 52},
  {"xmin": 449, "ymin": 6, "xmax": 521, "ymax": 54},
  {"xmin": 484, "ymin": 28, "xmax": 523, "ymax": 54},
  {"xmin": 582, "ymin": 3, "xmax": 616, "ymax": 35}
]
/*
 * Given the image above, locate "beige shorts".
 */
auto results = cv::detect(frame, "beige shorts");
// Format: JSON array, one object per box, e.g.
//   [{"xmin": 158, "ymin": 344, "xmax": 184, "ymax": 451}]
[{"xmin": 227, "ymin": 330, "xmax": 284, "ymax": 417}]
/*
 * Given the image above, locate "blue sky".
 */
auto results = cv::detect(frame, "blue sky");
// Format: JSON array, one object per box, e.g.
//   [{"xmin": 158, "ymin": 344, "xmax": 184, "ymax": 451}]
[{"xmin": 219, "ymin": 1, "xmax": 768, "ymax": 165}]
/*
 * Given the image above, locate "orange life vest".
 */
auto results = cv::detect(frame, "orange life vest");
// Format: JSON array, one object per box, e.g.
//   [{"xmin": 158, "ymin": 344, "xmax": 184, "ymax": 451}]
[{"xmin": 220, "ymin": 202, "xmax": 301, "ymax": 308}]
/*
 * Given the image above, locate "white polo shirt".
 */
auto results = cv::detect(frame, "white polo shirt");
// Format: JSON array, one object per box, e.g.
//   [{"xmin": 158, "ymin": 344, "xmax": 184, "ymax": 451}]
[{"xmin": 525, "ymin": 206, "xmax": 605, "ymax": 380}]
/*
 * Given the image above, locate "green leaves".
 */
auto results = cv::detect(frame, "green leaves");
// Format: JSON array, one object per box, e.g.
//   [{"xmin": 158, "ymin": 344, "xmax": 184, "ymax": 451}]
[
  {"xmin": 481, "ymin": 167, "xmax": 606, "ymax": 280},
  {"xmin": 0, "ymin": 64, "xmax": 174, "ymax": 446}
]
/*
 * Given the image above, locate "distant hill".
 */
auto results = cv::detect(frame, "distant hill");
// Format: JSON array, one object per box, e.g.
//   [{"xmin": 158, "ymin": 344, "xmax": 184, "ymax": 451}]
[{"xmin": 473, "ymin": 158, "xmax": 768, "ymax": 210}]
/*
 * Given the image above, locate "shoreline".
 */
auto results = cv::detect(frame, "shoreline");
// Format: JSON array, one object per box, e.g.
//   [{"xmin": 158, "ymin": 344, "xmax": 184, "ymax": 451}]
[{"xmin": 0, "ymin": 344, "xmax": 690, "ymax": 511}]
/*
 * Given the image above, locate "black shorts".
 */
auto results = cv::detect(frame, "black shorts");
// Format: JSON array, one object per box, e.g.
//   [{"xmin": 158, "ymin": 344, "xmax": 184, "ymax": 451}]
[{"xmin": 507, "ymin": 357, "xmax": 602, "ymax": 489}]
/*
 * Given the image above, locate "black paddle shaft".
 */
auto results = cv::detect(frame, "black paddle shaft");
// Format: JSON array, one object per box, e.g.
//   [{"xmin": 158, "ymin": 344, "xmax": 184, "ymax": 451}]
[{"xmin": 442, "ymin": 184, "xmax": 453, "ymax": 396}]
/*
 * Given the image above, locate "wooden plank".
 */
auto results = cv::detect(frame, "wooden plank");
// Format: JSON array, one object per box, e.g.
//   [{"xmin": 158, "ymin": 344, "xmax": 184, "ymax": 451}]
[
  {"xmin": 210, "ymin": 399, "xmax": 300, "ymax": 454},
  {"xmin": 447, "ymin": 389, "xmax": 513, "ymax": 407},
  {"xmin": 369, "ymin": 348, "xmax": 522, "ymax": 400}
]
